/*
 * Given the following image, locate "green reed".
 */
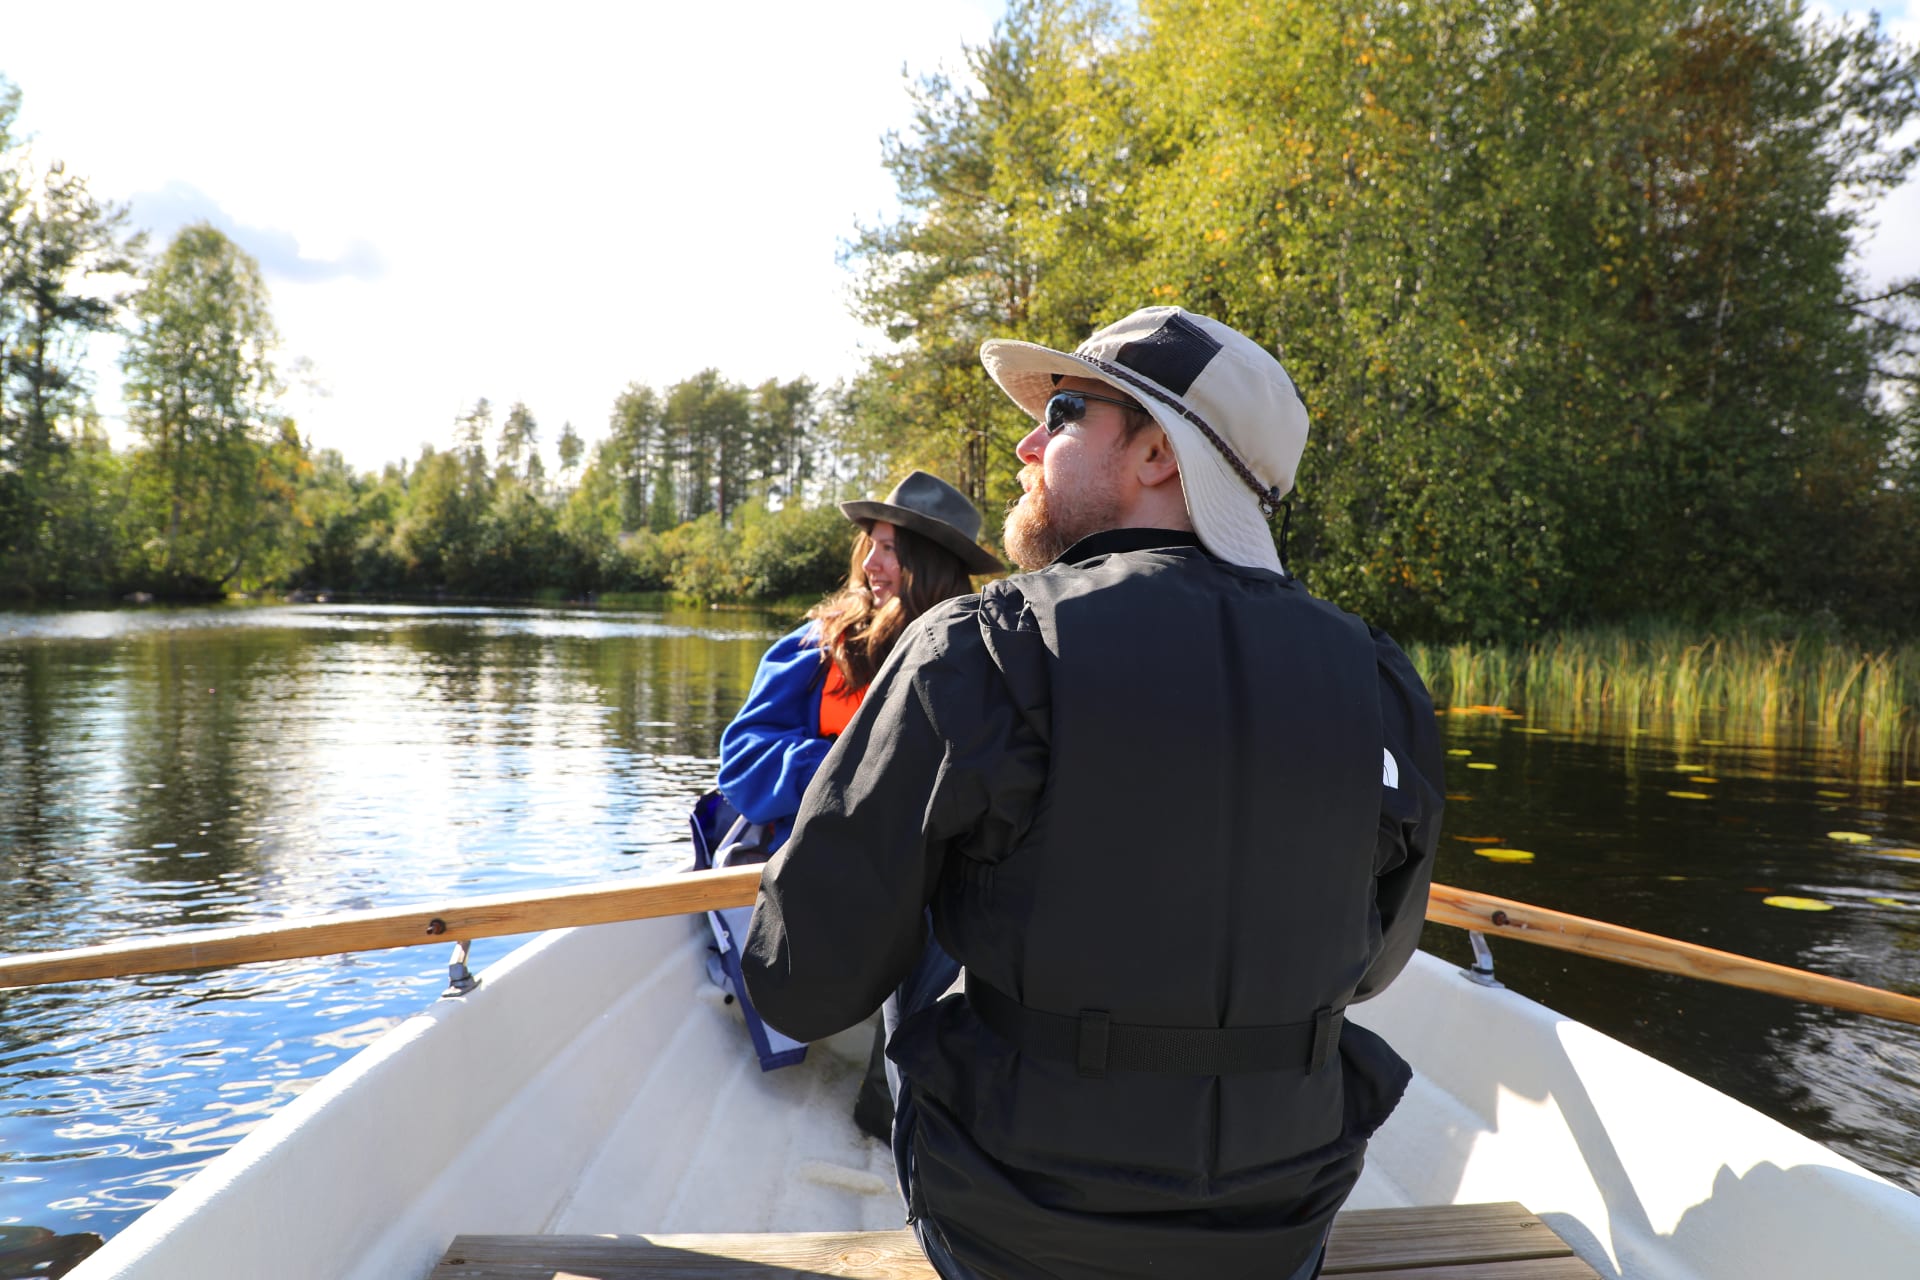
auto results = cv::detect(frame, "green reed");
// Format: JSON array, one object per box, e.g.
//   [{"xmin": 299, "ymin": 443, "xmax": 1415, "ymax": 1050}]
[{"xmin": 1407, "ymin": 623, "xmax": 1920, "ymax": 765}]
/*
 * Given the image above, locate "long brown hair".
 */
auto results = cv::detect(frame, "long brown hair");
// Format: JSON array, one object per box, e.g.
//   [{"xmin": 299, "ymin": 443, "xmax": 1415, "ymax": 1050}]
[{"xmin": 809, "ymin": 524, "xmax": 976, "ymax": 690}]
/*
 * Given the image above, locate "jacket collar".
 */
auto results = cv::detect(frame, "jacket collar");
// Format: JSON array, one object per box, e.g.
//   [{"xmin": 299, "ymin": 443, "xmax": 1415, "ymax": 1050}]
[{"xmin": 1055, "ymin": 527, "xmax": 1204, "ymax": 565}]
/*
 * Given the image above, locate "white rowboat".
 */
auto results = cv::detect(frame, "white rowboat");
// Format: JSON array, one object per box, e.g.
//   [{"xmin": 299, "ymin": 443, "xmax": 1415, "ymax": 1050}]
[{"xmin": 60, "ymin": 908, "xmax": 1920, "ymax": 1280}]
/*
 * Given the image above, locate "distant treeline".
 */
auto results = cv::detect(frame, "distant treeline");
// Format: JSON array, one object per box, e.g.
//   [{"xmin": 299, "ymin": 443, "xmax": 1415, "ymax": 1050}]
[{"xmin": 4, "ymin": 0, "xmax": 1920, "ymax": 641}]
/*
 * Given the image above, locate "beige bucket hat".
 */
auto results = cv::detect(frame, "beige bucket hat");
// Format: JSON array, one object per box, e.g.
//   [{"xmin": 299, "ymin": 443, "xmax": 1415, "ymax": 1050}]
[
  {"xmin": 840, "ymin": 470, "xmax": 1004, "ymax": 575},
  {"xmin": 979, "ymin": 307, "xmax": 1307, "ymax": 575}
]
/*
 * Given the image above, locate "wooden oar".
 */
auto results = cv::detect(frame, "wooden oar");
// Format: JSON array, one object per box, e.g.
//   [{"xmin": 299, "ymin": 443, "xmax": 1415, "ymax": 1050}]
[
  {"xmin": 1427, "ymin": 882, "xmax": 1920, "ymax": 1028},
  {"xmin": 3, "ymin": 871, "xmax": 1918, "ymax": 1031},
  {"xmin": 0, "ymin": 866, "xmax": 762, "ymax": 991}
]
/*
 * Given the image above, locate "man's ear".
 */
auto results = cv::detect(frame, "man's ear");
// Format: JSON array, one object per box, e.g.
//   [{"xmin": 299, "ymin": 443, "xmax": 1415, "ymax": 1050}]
[{"xmin": 1134, "ymin": 426, "xmax": 1180, "ymax": 489}]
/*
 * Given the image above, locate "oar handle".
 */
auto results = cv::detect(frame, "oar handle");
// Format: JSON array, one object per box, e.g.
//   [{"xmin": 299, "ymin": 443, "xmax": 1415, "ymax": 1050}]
[
  {"xmin": 0, "ymin": 866, "xmax": 764, "ymax": 991},
  {"xmin": 1427, "ymin": 881, "xmax": 1920, "ymax": 1028}
]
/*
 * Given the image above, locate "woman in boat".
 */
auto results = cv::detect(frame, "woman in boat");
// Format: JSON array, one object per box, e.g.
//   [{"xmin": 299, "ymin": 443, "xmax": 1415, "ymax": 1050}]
[
  {"xmin": 710, "ymin": 471, "xmax": 999, "ymax": 1122},
  {"xmin": 716, "ymin": 470, "xmax": 1002, "ymax": 852}
]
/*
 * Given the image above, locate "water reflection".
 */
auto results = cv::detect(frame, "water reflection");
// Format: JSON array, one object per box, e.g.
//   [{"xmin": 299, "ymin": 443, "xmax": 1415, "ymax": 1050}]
[
  {"xmin": 0, "ymin": 602, "xmax": 781, "ymax": 1240},
  {"xmin": 1426, "ymin": 705, "xmax": 1920, "ymax": 1192}
]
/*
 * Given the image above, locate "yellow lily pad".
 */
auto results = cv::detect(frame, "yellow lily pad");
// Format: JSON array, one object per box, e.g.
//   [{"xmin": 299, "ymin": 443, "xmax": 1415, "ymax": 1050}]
[
  {"xmin": 1827, "ymin": 831, "xmax": 1873, "ymax": 844},
  {"xmin": 1668, "ymin": 791, "xmax": 1711, "ymax": 800},
  {"xmin": 1447, "ymin": 749, "xmax": 1473, "ymax": 757},
  {"xmin": 1763, "ymin": 896, "xmax": 1833, "ymax": 912},
  {"xmin": 1466, "ymin": 762, "xmax": 1498, "ymax": 771},
  {"xmin": 1476, "ymin": 848, "xmax": 1535, "ymax": 863}
]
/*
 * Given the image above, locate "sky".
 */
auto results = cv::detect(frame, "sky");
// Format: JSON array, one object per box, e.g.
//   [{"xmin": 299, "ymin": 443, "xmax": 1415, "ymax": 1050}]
[{"xmin": 3, "ymin": 1, "xmax": 1916, "ymax": 475}]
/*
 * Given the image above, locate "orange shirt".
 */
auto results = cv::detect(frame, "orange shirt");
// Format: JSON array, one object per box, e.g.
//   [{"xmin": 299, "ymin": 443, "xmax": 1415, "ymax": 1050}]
[{"xmin": 817, "ymin": 659, "xmax": 866, "ymax": 738}]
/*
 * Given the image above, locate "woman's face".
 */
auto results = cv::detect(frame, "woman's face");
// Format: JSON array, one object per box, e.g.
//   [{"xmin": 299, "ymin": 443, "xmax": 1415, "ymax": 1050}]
[{"xmin": 863, "ymin": 520, "xmax": 900, "ymax": 606}]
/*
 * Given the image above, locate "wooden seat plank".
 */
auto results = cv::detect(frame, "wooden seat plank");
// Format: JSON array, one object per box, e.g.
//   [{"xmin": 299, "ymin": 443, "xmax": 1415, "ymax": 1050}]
[
  {"xmin": 1324, "ymin": 1202, "xmax": 1579, "ymax": 1273},
  {"xmin": 429, "ymin": 1202, "xmax": 1601, "ymax": 1279},
  {"xmin": 1342, "ymin": 1259, "xmax": 1602, "ymax": 1280},
  {"xmin": 429, "ymin": 1229, "xmax": 934, "ymax": 1279}
]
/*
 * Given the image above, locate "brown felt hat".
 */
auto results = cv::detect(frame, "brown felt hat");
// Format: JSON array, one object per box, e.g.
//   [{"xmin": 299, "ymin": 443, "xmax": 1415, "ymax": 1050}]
[{"xmin": 840, "ymin": 471, "xmax": 1003, "ymax": 575}]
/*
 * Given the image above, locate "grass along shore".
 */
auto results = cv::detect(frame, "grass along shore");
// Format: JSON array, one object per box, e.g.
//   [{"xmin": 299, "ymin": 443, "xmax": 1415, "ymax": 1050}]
[{"xmin": 1406, "ymin": 623, "xmax": 1919, "ymax": 764}]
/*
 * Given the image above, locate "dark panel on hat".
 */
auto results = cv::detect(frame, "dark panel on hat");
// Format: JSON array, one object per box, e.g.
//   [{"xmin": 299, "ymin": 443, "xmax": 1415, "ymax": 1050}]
[{"xmin": 1112, "ymin": 312, "xmax": 1221, "ymax": 396}]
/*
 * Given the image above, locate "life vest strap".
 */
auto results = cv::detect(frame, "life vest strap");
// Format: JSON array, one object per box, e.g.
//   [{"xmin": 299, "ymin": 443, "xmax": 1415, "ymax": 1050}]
[{"xmin": 964, "ymin": 972, "xmax": 1343, "ymax": 1079}]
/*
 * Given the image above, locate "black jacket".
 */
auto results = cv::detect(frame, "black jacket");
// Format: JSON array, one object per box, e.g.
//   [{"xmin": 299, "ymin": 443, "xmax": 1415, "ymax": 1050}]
[{"xmin": 745, "ymin": 529, "xmax": 1444, "ymax": 1279}]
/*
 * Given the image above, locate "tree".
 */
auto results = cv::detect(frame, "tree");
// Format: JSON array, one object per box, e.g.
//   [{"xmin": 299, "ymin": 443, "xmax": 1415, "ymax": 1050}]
[
  {"xmin": 499, "ymin": 400, "xmax": 538, "ymax": 481},
  {"xmin": 851, "ymin": 0, "xmax": 1920, "ymax": 637},
  {"xmin": 606, "ymin": 383, "xmax": 663, "ymax": 530},
  {"xmin": 121, "ymin": 223, "xmax": 298, "ymax": 593},
  {"xmin": 844, "ymin": 1, "xmax": 1131, "ymax": 512},
  {"xmin": 556, "ymin": 420, "xmax": 583, "ymax": 488},
  {"xmin": 0, "ymin": 76, "xmax": 144, "ymax": 594}
]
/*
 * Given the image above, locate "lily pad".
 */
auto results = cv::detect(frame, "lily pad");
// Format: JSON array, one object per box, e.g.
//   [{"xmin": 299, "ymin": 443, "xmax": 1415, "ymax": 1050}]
[
  {"xmin": 1667, "ymin": 791, "xmax": 1711, "ymax": 801},
  {"xmin": 1763, "ymin": 896, "xmax": 1833, "ymax": 912},
  {"xmin": 1827, "ymin": 831, "xmax": 1873, "ymax": 844},
  {"xmin": 1476, "ymin": 848, "xmax": 1535, "ymax": 863}
]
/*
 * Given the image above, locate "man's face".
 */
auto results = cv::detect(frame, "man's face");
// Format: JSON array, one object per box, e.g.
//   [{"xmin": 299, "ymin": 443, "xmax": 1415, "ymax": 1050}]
[{"xmin": 1002, "ymin": 376, "xmax": 1138, "ymax": 571}]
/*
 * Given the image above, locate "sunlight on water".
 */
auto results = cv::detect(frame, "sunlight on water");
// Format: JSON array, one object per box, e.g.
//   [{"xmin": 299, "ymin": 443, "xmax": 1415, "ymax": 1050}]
[{"xmin": 0, "ymin": 602, "xmax": 781, "ymax": 1241}]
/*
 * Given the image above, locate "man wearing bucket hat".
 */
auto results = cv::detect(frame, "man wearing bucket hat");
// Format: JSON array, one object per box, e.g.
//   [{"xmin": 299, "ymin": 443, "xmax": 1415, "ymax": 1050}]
[{"xmin": 745, "ymin": 309, "xmax": 1443, "ymax": 1279}]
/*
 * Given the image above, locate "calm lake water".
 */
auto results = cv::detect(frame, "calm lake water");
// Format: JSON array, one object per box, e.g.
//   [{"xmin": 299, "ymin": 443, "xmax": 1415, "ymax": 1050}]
[{"xmin": 0, "ymin": 603, "xmax": 1916, "ymax": 1251}]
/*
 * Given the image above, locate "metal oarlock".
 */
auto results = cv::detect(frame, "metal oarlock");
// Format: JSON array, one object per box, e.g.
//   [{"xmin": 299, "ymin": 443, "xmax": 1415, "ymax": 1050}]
[
  {"xmin": 443, "ymin": 939, "xmax": 480, "ymax": 997},
  {"xmin": 1463, "ymin": 931, "xmax": 1503, "ymax": 989}
]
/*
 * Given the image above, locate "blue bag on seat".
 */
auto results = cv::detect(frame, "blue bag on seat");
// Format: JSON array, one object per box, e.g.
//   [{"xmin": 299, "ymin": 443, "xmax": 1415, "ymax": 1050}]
[{"xmin": 688, "ymin": 789, "xmax": 808, "ymax": 1071}]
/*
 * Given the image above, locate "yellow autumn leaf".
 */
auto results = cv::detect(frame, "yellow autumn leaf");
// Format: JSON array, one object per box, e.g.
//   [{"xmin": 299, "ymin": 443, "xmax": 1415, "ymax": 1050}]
[
  {"xmin": 1763, "ymin": 896, "xmax": 1833, "ymax": 912},
  {"xmin": 1668, "ymin": 791, "xmax": 1711, "ymax": 801},
  {"xmin": 1827, "ymin": 831, "xmax": 1873, "ymax": 844},
  {"xmin": 1817, "ymin": 790, "xmax": 1849, "ymax": 799},
  {"xmin": 1467, "ymin": 762, "xmax": 1498, "ymax": 771},
  {"xmin": 1447, "ymin": 748, "xmax": 1472, "ymax": 757},
  {"xmin": 1674, "ymin": 765, "xmax": 1706, "ymax": 773},
  {"xmin": 1476, "ymin": 848, "xmax": 1535, "ymax": 863}
]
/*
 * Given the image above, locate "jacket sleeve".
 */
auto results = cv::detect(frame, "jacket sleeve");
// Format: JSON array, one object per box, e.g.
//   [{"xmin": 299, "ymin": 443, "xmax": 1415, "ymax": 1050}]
[
  {"xmin": 716, "ymin": 623, "xmax": 833, "ymax": 827},
  {"xmin": 741, "ymin": 599, "xmax": 1040, "ymax": 1043},
  {"xmin": 1354, "ymin": 628, "xmax": 1445, "ymax": 1003}
]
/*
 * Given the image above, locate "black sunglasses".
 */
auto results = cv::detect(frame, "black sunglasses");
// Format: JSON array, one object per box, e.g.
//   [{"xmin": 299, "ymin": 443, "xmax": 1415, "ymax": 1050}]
[{"xmin": 1043, "ymin": 389, "xmax": 1145, "ymax": 436}]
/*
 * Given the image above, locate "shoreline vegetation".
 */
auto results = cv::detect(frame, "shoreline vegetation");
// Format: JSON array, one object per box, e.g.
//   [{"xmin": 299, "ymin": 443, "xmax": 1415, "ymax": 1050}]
[{"xmin": 1409, "ymin": 622, "xmax": 1920, "ymax": 773}]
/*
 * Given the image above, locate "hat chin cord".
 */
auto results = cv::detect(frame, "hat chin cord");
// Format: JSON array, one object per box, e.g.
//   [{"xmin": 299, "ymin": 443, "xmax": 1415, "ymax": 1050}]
[{"xmin": 1075, "ymin": 354, "xmax": 1285, "ymax": 520}]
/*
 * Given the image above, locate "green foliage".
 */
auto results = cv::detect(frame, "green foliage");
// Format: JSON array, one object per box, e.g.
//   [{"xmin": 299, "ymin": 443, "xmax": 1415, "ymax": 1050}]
[
  {"xmin": 850, "ymin": 0, "xmax": 1920, "ymax": 640},
  {"xmin": 120, "ymin": 223, "xmax": 303, "ymax": 594},
  {"xmin": 0, "ymin": 75, "xmax": 145, "ymax": 595},
  {"xmin": 733, "ymin": 500, "xmax": 855, "ymax": 600}
]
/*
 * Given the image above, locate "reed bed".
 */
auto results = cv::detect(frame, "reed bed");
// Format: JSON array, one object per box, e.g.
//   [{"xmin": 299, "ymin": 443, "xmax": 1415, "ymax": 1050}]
[{"xmin": 1407, "ymin": 624, "xmax": 1920, "ymax": 764}]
